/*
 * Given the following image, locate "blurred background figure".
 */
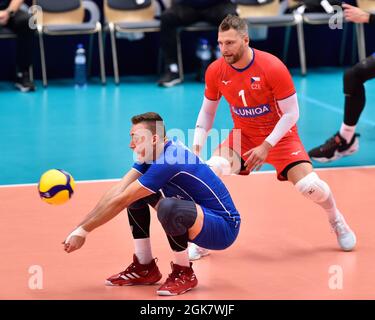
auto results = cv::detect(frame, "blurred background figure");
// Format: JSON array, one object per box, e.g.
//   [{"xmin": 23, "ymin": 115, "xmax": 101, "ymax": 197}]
[
  {"xmin": 157, "ymin": 0, "xmax": 237, "ymax": 88},
  {"xmin": 0, "ymin": 0, "xmax": 35, "ymax": 92},
  {"xmin": 308, "ymin": 3, "xmax": 375, "ymax": 162}
]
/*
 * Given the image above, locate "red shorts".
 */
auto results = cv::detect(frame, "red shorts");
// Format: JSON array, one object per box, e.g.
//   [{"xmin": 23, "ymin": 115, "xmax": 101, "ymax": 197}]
[{"xmin": 219, "ymin": 129, "xmax": 311, "ymax": 181}]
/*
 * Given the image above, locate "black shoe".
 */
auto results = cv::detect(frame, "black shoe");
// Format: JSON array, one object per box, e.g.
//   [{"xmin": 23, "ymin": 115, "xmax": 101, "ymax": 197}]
[
  {"xmin": 308, "ymin": 132, "xmax": 360, "ymax": 163},
  {"xmin": 157, "ymin": 71, "xmax": 182, "ymax": 88},
  {"xmin": 15, "ymin": 71, "xmax": 36, "ymax": 92}
]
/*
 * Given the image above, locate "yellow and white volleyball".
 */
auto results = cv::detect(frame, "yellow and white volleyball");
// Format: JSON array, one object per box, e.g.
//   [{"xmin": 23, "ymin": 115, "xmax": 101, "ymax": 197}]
[{"xmin": 38, "ymin": 169, "xmax": 75, "ymax": 205}]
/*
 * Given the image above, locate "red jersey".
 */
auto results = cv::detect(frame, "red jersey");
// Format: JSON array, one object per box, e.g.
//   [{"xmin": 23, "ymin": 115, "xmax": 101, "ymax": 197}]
[{"xmin": 205, "ymin": 48, "xmax": 297, "ymax": 138}]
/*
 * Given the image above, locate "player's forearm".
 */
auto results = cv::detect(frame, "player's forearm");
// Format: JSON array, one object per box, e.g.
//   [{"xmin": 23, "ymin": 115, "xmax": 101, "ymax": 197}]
[
  {"xmin": 76, "ymin": 187, "xmax": 122, "ymax": 228},
  {"xmin": 81, "ymin": 194, "xmax": 128, "ymax": 232},
  {"xmin": 76, "ymin": 169, "xmax": 140, "ymax": 229},
  {"xmin": 63, "ymin": 196, "xmax": 127, "ymax": 251},
  {"xmin": 265, "ymin": 93, "xmax": 299, "ymax": 147},
  {"xmin": 79, "ymin": 189, "xmax": 126, "ymax": 232},
  {"xmin": 7, "ymin": 0, "xmax": 24, "ymax": 12},
  {"xmin": 265, "ymin": 113, "xmax": 298, "ymax": 146},
  {"xmin": 193, "ymin": 97, "xmax": 220, "ymax": 151},
  {"xmin": 79, "ymin": 184, "xmax": 137, "ymax": 232},
  {"xmin": 81, "ymin": 180, "xmax": 151, "ymax": 232}
]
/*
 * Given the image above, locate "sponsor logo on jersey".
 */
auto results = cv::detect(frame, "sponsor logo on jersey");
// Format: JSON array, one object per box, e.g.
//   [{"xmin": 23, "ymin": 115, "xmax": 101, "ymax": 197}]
[
  {"xmin": 231, "ymin": 104, "xmax": 271, "ymax": 118},
  {"xmin": 291, "ymin": 150, "xmax": 302, "ymax": 156}
]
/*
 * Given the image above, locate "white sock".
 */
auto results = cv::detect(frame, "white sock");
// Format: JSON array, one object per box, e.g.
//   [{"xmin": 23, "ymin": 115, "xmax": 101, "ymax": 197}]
[
  {"xmin": 339, "ymin": 123, "xmax": 356, "ymax": 143},
  {"xmin": 134, "ymin": 238, "xmax": 153, "ymax": 265},
  {"xmin": 317, "ymin": 192, "xmax": 340, "ymax": 223},
  {"xmin": 173, "ymin": 249, "xmax": 190, "ymax": 267},
  {"xmin": 169, "ymin": 63, "xmax": 178, "ymax": 73}
]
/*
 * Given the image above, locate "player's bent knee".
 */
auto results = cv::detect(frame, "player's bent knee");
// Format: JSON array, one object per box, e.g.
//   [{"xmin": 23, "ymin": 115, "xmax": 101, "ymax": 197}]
[
  {"xmin": 344, "ymin": 59, "xmax": 372, "ymax": 94},
  {"xmin": 157, "ymin": 198, "xmax": 197, "ymax": 236},
  {"xmin": 295, "ymin": 172, "xmax": 330, "ymax": 203},
  {"xmin": 344, "ymin": 68, "xmax": 362, "ymax": 94},
  {"xmin": 206, "ymin": 156, "xmax": 231, "ymax": 177}
]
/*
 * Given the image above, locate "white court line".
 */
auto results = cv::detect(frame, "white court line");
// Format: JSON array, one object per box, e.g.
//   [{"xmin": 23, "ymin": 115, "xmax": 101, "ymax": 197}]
[
  {"xmin": 1, "ymin": 165, "xmax": 375, "ymax": 188},
  {"xmin": 250, "ymin": 164, "xmax": 375, "ymax": 174},
  {"xmin": 298, "ymin": 94, "xmax": 375, "ymax": 127},
  {"xmin": 0, "ymin": 178, "xmax": 120, "ymax": 188}
]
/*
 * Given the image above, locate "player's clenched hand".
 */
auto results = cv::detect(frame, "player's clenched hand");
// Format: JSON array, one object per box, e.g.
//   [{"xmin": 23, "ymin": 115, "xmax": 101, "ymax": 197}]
[
  {"xmin": 62, "ymin": 235, "xmax": 86, "ymax": 253},
  {"xmin": 243, "ymin": 141, "xmax": 272, "ymax": 172}
]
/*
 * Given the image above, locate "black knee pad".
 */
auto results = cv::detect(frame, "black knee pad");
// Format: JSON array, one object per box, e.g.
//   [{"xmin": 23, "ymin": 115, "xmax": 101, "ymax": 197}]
[
  {"xmin": 157, "ymin": 198, "xmax": 197, "ymax": 236},
  {"xmin": 128, "ymin": 191, "xmax": 161, "ymax": 210}
]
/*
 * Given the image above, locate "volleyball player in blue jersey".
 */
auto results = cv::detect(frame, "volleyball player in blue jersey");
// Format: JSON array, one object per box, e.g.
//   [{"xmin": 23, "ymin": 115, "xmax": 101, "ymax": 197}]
[{"xmin": 63, "ymin": 112, "xmax": 240, "ymax": 296}]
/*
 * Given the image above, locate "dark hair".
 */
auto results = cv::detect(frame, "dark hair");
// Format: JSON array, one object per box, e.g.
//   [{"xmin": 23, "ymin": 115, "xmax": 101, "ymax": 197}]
[
  {"xmin": 131, "ymin": 112, "xmax": 165, "ymax": 137},
  {"xmin": 219, "ymin": 14, "xmax": 248, "ymax": 37}
]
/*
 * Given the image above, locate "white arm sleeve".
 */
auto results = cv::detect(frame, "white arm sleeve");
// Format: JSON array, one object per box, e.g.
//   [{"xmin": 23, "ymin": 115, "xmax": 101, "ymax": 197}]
[
  {"xmin": 265, "ymin": 93, "xmax": 300, "ymax": 147},
  {"xmin": 193, "ymin": 97, "xmax": 220, "ymax": 147}
]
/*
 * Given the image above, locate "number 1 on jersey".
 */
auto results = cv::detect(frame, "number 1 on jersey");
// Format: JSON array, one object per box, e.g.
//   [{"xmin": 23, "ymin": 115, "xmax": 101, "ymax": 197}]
[{"xmin": 239, "ymin": 89, "xmax": 248, "ymax": 107}]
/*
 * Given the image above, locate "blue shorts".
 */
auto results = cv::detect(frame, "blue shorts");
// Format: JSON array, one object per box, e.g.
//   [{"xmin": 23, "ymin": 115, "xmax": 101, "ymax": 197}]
[{"xmin": 191, "ymin": 208, "xmax": 240, "ymax": 250}]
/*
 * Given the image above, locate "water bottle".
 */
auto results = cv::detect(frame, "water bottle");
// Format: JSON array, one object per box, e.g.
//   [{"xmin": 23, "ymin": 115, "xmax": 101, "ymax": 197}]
[
  {"xmin": 74, "ymin": 44, "xmax": 87, "ymax": 87},
  {"xmin": 196, "ymin": 38, "xmax": 212, "ymax": 82}
]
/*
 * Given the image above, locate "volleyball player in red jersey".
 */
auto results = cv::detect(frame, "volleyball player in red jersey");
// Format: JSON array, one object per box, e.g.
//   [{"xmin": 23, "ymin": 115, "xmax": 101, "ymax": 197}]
[{"xmin": 189, "ymin": 15, "xmax": 356, "ymax": 260}]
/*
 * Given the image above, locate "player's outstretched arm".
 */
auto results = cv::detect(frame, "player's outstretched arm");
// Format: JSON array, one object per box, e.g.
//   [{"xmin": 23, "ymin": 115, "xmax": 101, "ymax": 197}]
[
  {"xmin": 76, "ymin": 169, "xmax": 142, "ymax": 228},
  {"xmin": 63, "ymin": 170, "xmax": 151, "ymax": 253},
  {"xmin": 81, "ymin": 180, "xmax": 151, "ymax": 231}
]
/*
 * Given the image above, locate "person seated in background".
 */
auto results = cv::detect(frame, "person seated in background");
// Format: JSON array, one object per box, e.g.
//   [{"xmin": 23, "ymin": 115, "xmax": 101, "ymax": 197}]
[
  {"xmin": 0, "ymin": 0, "xmax": 35, "ymax": 92},
  {"xmin": 308, "ymin": 3, "xmax": 374, "ymax": 162},
  {"xmin": 157, "ymin": 0, "xmax": 237, "ymax": 88}
]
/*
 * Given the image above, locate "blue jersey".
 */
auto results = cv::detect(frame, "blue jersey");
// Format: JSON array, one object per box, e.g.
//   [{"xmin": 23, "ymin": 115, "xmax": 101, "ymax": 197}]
[{"xmin": 132, "ymin": 140, "xmax": 240, "ymax": 224}]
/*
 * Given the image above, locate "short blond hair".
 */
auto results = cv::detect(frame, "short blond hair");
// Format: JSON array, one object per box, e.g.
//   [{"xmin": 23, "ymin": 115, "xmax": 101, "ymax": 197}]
[
  {"xmin": 131, "ymin": 112, "xmax": 165, "ymax": 137},
  {"xmin": 219, "ymin": 14, "xmax": 248, "ymax": 37}
]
